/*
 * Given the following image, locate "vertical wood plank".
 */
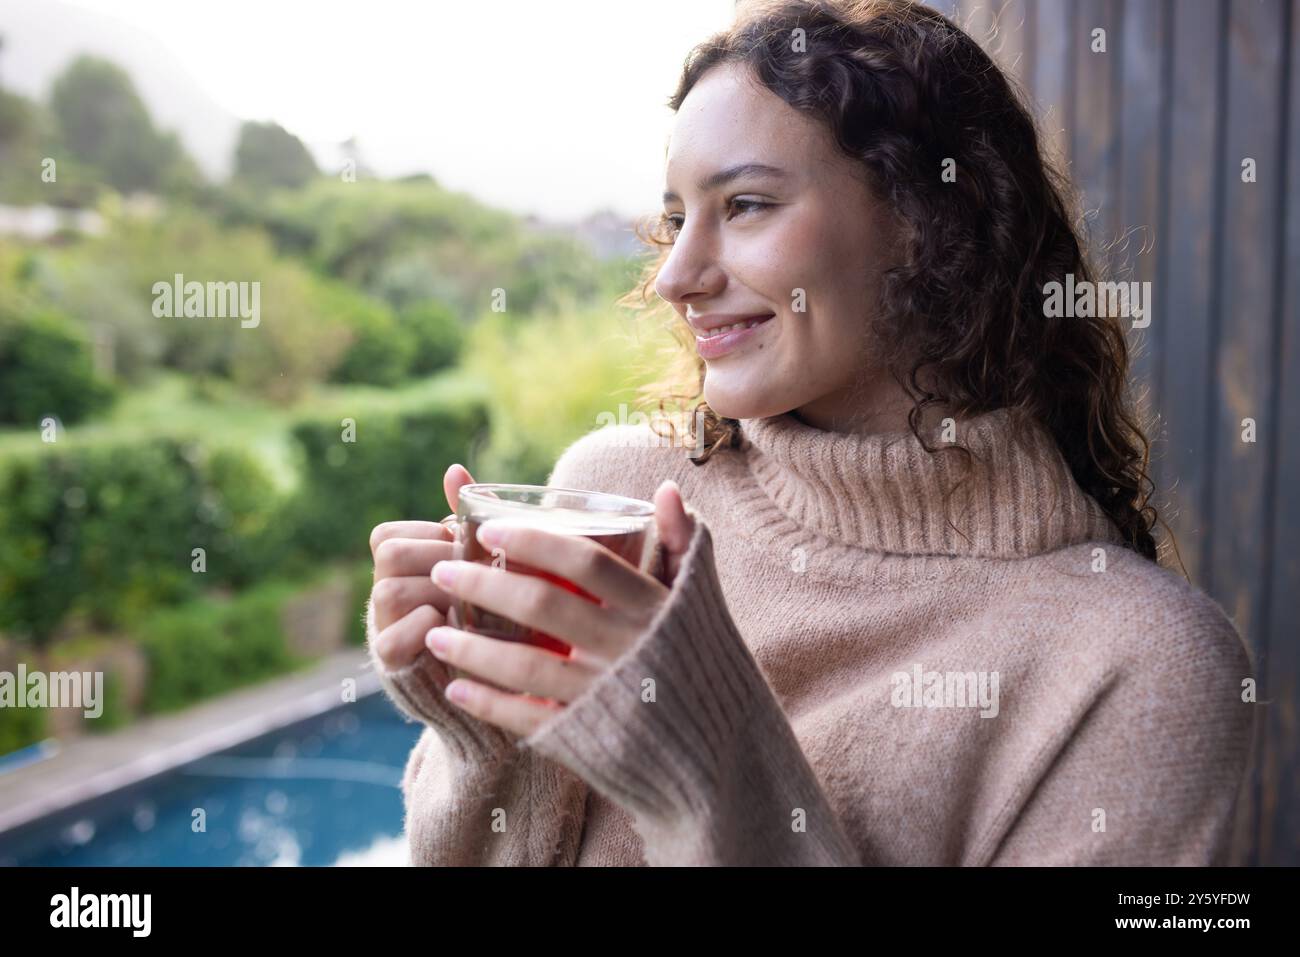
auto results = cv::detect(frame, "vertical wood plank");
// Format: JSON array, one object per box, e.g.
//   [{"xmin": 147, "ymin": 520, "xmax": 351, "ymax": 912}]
[
  {"xmin": 1033, "ymin": 0, "xmax": 1075, "ymax": 174},
  {"xmin": 1117, "ymin": 0, "xmax": 1172, "ymax": 474},
  {"xmin": 1208, "ymin": 0, "xmax": 1286, "ymax": 651},
  {"xmin": 950, "ymin": 0, "xmax": 1295, "ymax": 870},
  {"xmin": 1259, "ymin": 0, "xmax": 1298, "ymax": 868},
  {"xmin": 1071, "ymin": 0, "xmax": 1124, "ymax": 261},
  {"xmin": 1207, "ymin": 0, "xmax": 1288, "ymax": 866},
  {"xmin": 1160, "ymin": 0, "xmax": 1225, "ymax": 588},
  {"xmin": 997, "ymin": 0, "xmax": 1034, "ymax": 92}
]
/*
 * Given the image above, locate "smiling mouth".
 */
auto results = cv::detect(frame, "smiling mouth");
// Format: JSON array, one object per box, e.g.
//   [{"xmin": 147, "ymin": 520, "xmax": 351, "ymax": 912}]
[{"xmin": 695, "ymin": 314, "xmax": 775, "ymax": 338}]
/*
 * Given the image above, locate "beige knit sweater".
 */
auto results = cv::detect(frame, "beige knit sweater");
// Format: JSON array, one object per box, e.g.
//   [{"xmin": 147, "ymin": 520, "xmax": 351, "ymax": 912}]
[{"xmin": 366, "ymin": 407, "xmax": 1256, "ymax": 865}]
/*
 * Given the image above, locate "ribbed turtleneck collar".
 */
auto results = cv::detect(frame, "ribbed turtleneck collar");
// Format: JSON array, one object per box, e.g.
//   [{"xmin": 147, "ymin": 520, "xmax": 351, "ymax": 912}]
[{"xmin": 735, "ymin": 407, "xmax": 1124, "ymax": 560}]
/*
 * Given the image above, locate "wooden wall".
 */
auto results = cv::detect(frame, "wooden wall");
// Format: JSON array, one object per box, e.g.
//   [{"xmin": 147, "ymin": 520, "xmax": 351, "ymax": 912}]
[{"xmin": 929, "ymin": 0, "xmax": 1298, "ymax": 865}]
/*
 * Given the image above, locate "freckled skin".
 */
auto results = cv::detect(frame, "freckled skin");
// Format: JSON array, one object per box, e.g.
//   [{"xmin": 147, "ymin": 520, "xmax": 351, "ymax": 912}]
[{"xmin": 655, "ymin": 62, "xmax": 923, "ymax": 434}]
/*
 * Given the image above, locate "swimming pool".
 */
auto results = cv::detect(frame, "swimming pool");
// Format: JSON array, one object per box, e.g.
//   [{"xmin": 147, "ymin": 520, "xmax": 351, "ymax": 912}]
[{"xmin": 0, "ymin": 692, "xmax": 423, "ymax": 866}]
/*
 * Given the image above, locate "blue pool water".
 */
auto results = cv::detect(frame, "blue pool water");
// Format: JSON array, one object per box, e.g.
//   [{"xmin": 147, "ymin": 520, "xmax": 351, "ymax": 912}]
[{"xmin": 0, "ymin": 692, "xmax": 424, "ymax": 866}]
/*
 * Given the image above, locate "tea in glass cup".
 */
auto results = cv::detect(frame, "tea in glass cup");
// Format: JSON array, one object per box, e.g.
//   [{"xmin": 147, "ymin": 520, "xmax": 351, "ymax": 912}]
[{"xmin": 451, "ymin": 484, "xmax": 657, "ymax": 657}]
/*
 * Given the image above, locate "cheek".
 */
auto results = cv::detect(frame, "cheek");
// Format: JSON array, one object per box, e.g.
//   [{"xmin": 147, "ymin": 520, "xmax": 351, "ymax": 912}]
[
  {"xmin": 823, "ymin": 208, "xmax": 889, "ymax": 301},
  {"xmin": 767, "ymin": 213, "xmax": 877, "ymax": 349},
  {"xmin": 730, "ymin": 213, "xmax": 841, "ymax": 316}
]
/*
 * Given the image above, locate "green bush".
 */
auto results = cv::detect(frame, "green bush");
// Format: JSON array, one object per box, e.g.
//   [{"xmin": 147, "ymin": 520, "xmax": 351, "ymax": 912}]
[
  {"xmin": 253, "ymin": 179, "xmax": 621, "ymax": 317},
  {"xmin": 0, "ymin": 394, "xmax": 486, "ymax": 644},
  {"xmin": 49, "ymin": 56, "xmax": 189, "ymax": 195},
  {"xmin": 0, "ymin": 387, "xmax": 488, "ymax": 642},
  {"xmin": 85, "ymin": 670, "xmax": 128, "ymax": 733},
  {"xmin": 0, "ymin": 696, "xmax": 46, "ymax": 757},
  {"xmin": 138, "ymin": 580, "xmax": 301, "ymax": 713},
  {"xmin": 202, "ymin": 447, "xmax": 290, "ymax": 583},
  {"xmin": 400, "ymin": 299, "xmax": 464, "ymax": 376},
  {"xmin": 0, "ymin": 439, "xmax": 282, "ymax": 643},
  {"xmin": 30, "ymin": 257, "xmax": 166, "ymax": 384},
  {"xmin": 259, "ymin": 179, "xmax": 518, "ymax": 297},
  {"xmin": 0, "ymin": 296, "xmax": 115, "ymax": 427},
  {"xmin": 287, "ymin": 399, "xmax": 489, "ymax": 559},
  {"xmin": 232, "ymin": 120, "xmax": 320, "ymax": 192},
  {"xmin": 323, "ymin": 283, "xmax": 414, "ymax": 387},
  {"xmin": 465, "ymin": 303, "xmax": 667, "ymax": 483},
  {"xmin": 53, "ymin": 210, "xmax": 352, "ymax": 403}
]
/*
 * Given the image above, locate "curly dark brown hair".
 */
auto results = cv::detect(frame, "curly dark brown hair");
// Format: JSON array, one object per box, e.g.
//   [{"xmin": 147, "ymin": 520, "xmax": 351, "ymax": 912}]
[{"xmin": 622, "ymin": 0, "xmax": 1175, "ymax": 567}]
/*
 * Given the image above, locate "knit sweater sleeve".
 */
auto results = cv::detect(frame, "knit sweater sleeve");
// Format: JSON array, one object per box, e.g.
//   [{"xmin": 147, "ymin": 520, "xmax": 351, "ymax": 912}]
[
  {"xmin": 517, "ymin": 512, "xmax": 863, "ymax": 865},
  {"xmin": 978, "ymin": 594, "xmax": 1257, "ymax": 866},
  {"xmin": 365, "ymin": 600, "xmax": 589, "ymax": 865}
]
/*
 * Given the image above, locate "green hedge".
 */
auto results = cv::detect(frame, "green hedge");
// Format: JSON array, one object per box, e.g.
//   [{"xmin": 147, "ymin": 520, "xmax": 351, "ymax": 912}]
[
  {"xmin": 138, "ymin": 579, "xmax": 303, "ymax": 713},
  {"xmin": 87, "ymin": 671, "xmax": 129, "ymax": 733},
  {"xmin": 325, "ymin": 284, "xmax": 415, "ymax": 387},
  {"xmin": 0, "ymin": 558, "xmax": 378, "ymax": 756},
  {"xmin": 0, "ymin": 296, "xmax": 115, "ymax": 427},
  {"xmin": 0, "ymin": 397, "xmax": 487, "ymax": 645},
  {"xmin": 0, "ymin": 696, "xmax": 46, "ymax": 757},
  {"xmin": 0, "ymin": 440, "xmax": 282, "ymax": 643},
  {"xmin": 400, "ymin": 299, "xmax": 464, "ymax": 376},
  {"xmin": 287, "ymin": 399, "xmax": 488, "ymax": 557}
]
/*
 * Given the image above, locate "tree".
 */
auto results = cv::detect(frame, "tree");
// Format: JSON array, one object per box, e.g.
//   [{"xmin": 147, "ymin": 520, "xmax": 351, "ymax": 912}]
[
  {"xmin": 49, "ymin": 56, "xmax": 186, "ymax": 194},
  {"xmin": 233, "ymin": 121, "xmax": 319, "ymax": 191}
]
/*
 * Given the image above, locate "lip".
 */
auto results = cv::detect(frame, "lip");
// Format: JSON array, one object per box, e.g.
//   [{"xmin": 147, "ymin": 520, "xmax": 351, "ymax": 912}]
[
  {"xmin": 687, "ymin": 312, "xmax": 774, "ymax": 333},
  {"xmin": 692, "ymin": 313, "xmax": 775, "ymax": 360}
]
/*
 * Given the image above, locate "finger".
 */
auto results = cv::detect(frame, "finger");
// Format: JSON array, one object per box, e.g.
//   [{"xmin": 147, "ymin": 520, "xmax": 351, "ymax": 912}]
[
  {"xmin": 654, "ymin": 480, "xmax": 693, "ymax": 551},
  {"xmin": 371, "ymin": 603, "xmax": 444, "ymax": 671},
  {"xmin": 443, "ymin": 676, "xmax": 565, "ymax": 738},
  {"xmin": 372, "ymin": 575, "xmax": 453, "ymax": 631},
  {"xmin": 653, "ymin": 480, "xmax": 695, "ymax": 584},
  {"xmin": 434, "ymin": 560, "xmax": 623, "ymax": 657},
  {"xmin": 471, "ymin": 521, "xmax": 666, "ymax": 610},
  {"xmin": 370, "ymin": 520, "xmax": 452, "ymax": 556},
  {"xmin": 427, "ymin": 626, "xmax": 598, "ymax": 703},
  {"xmin": 374, "ymin": 537, "xmax": 455, "ymax": 579},
  {"xmin": 443, "ymin": 463, "xmax": 476, "ymax": 516}
]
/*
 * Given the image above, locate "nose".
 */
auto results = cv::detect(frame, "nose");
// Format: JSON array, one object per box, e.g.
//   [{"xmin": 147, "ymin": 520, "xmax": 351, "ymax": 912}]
[{"xmin": 653, "ymin": 219, "xmax": 725, "ymax": 307}]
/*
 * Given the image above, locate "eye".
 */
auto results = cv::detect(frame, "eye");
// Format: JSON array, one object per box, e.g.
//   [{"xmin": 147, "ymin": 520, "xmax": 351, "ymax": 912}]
[
  {"xmin": 658, "ymin": 212, "xmax": 684, "ymax": 240},
  {"xmin": 656, "ymin": 198, "xmax": 771, "ymax": 243},
  {"xmin": 727, "ymin": 197, "xmax": 770, "ymax": 219}
]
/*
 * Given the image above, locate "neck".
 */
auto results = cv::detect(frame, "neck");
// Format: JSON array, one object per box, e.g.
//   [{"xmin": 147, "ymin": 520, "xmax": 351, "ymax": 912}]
[
  {"xmin": 734, "ymin": 406, "xmax": 1125, "ymax": 561},
  {"xmin": 788, "ymin": 359, "xmax": 943, "ymax": 435},
  {"xmin": 791, "ymin": 400, "xmax": 954, "ymax": 437}
]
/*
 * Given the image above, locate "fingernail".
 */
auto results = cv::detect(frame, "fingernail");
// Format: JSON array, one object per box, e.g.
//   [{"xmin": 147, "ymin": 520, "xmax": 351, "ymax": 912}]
[
  {"xmin": 433, "ymin": 561, "xmax": 459, "ymax": 586},
  {"xmin": 477, "ymin": 522, "xmax": 506, "ymax": 547},
  {"xmin": 446, "ymin": 681, "xmax": 471, "ymax": 704},
  {"xmin": 426, "ymin": 627, "xmax": 453, "ymax": 657}
]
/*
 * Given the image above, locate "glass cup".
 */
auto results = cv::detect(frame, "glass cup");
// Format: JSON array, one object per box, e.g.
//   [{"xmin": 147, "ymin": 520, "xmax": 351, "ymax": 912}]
[{"xmin": 449, "ymin": 484, "xmax": 657, "ymax": 659}]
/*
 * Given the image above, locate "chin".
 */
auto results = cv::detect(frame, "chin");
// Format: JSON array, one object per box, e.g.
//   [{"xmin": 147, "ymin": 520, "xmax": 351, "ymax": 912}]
[{"xmin": 701, "ymin": 381, "xmax": 794, "ymax": 421}]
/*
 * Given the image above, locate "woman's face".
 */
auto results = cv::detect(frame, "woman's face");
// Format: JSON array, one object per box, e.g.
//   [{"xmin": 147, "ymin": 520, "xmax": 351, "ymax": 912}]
[{"xmin": 655, "ymin": 62, "xmax": 912, "ymax": 432}]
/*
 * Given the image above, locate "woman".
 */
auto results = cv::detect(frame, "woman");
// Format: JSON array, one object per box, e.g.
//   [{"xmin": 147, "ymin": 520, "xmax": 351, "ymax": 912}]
[{"xmin": 366, "ymin": 0, "xmax": 1255, "ymax": 865}]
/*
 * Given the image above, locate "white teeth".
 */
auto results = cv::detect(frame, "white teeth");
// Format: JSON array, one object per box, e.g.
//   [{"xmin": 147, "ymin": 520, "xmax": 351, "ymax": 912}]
[{"xmin": 700, "ymin": 316, "xmax": 771, "ymax": 338}]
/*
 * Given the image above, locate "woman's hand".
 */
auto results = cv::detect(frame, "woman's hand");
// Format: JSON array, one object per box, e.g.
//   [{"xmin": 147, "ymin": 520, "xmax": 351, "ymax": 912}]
[
  {"xmin": 425, "ymin": 479, "xmax": 695, "ymax": 737},
  {"xmin": 367, "ymin": 463, "xmax": 478, "ymax": 673}
]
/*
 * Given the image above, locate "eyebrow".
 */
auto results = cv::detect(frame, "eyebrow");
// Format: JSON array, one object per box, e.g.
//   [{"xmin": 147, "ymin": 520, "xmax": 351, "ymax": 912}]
[{"xmin": 662, "ymin": 162, "xmax": 788, "ymax": 204}]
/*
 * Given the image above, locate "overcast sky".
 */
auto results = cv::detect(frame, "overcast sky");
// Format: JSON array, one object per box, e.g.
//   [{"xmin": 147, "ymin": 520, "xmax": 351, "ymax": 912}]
[{"xmin": 50, "ymin": 0, "xmax": 737, "ymax": 221}]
